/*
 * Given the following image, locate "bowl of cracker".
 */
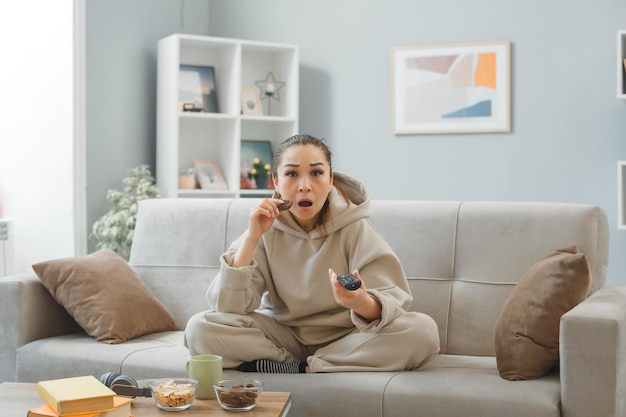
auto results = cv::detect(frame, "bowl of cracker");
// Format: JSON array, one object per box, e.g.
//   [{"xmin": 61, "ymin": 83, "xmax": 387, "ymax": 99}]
[
  {"xmin": 149, "ymin": 378, "xmax": 199, "ymax": 411},
  {"xmin": 213, "ymin": 379, "xmax": 264, "ymax": 412}
]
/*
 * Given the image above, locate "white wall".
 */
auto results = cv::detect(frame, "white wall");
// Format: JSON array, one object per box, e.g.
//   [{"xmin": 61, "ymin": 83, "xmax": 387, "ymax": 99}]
[
  {"xmin": 207, "ymin": 0, "xmax": 626, "ymax": 284},
  {"xmin": 0, "ymin": 1, "xmax": 75, "ymax": 273},
  {"xmin": 0, "ymin": 0, "xmax": 212, "ymax": 274},
  {"xmin": 0, "ymin": 0, "xmax": 211, "ymax": 273}
]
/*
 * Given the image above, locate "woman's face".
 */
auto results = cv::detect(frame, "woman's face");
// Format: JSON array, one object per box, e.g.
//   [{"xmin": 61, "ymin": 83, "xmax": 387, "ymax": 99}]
[{"xmin": 273, "ymin": 144, "xmax": 333, "ymax": 232}]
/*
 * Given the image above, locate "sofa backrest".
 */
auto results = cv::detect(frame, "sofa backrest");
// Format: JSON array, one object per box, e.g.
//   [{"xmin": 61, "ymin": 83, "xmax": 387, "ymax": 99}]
[{"xmin": 129, "ymin": 198, "xmax": 609, "ymax": 357}]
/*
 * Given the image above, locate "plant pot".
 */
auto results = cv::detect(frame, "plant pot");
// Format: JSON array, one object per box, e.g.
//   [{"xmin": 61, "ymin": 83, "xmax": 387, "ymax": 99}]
[
  {"xmin": 256, "ymin": 177, "xmax": 270, "ymax": 189},
  {"xmin": 178, "ymin": 175, "xmax": 196, "ymax": 189}
]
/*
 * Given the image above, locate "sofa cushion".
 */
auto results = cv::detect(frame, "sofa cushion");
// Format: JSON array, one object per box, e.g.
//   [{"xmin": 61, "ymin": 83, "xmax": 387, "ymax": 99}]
[
  {"xmin": 385, "ymin": 355, "xmax": 561, "ymax": 417},
  {"xmin": 32, "ymin": 249, "xmax": 176, "ymax": 343},
  {"xmin": 15, "ymin": 331, "xmax": 186, "ymax": 381},
  {"xmin": 494, "ymin": 246, "xmax": 591, "ymax": 380}
]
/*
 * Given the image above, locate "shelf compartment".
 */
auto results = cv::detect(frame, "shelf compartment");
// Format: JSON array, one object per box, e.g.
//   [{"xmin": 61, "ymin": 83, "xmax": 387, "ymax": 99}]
[
  {"xmin": 242, "ymin": 43, "xmax": 298, "ymax": 118},
  {"xmin": 178, "ymin": 116, "xmax": 238, "ymax": 193}
]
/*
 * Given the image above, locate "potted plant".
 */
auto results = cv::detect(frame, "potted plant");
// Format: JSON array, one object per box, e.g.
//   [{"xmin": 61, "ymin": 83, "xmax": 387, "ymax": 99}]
[
  {"xmin": 90, "ymin": 165, "xmax": 160, "ymax": 260},
  {"xmin": 246, "ymin": 157, "xmax": 272, "ymax": 189},
  {"xmin": 178, "ymin": 167, "xmax": 196, "ymax": 189}
]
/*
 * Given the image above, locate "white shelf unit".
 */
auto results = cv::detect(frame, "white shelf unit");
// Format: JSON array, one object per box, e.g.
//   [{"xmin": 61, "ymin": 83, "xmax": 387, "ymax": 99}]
[
  {"xmin": 157, "ymin": 34, "xmax": 299, "ymax": 198},
  {"xmin": 619, "ymin": 161, "xmax": 626, "ymax": 229},
  {"xmin": 618, "ymin": 30, "xmax": 626, "ymax": 99}
]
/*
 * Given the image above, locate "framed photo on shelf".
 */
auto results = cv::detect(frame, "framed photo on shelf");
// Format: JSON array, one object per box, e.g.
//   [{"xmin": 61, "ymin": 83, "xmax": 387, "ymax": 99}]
[
  {"xmin": 179, "ymin": 65, "xmax": 218, "ymax": 113},
  {"xmin": 391, "ymin": 40, "xmax": 510, "ymax": 134},
  {"xmin": 240, "ymin": 140, "xmax": 273, "ymax": 190},
  {"xmin": 192, "ymin": 160, "xmax": 227, "ymax": 190},
  {"xmin": 241, "ymin": 88, "xmax": 263, "ymax": 115}
]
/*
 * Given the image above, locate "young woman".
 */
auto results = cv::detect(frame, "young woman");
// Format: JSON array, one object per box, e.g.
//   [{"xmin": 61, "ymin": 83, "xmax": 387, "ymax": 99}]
[{"xmin": 184, "ymin": 134, "xmax": 439, "ymax": 373}]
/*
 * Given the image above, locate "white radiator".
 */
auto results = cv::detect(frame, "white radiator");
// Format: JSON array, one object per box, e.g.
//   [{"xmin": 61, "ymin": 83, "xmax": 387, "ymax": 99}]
[{"xmin": 0, "ymin": 219, "xmax": 14, "ymax": 276}]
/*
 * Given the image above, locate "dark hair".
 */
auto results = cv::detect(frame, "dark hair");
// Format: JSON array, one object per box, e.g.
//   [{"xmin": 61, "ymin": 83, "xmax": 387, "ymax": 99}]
[{"xmin": 271, "ymin": 134, "xmax": 332, "ymax": 176}]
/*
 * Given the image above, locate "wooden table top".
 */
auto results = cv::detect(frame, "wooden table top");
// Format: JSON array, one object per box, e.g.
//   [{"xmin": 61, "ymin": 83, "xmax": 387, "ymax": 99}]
[{"xmin": 1, "ymin": 382, "xmax": 291, "ymax": 417}]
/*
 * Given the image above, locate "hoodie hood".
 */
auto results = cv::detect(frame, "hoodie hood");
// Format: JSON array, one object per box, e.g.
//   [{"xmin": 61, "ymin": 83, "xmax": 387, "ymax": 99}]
[{"xmin": 272, "ymin": 172, "xmax": 371, "ymax": 239}]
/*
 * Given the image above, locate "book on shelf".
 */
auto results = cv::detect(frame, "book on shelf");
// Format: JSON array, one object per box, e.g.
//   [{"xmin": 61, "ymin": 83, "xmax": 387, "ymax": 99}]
[
  {"xmin": 37, "ymin": 375, "xmax": 117, "ymax": 416},
  {"xmin": 28, "ymin": 396, "xmax": 133, "ymax": 417}
]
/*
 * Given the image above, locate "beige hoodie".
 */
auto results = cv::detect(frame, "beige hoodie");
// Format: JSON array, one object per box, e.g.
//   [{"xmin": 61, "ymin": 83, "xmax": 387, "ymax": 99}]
[{"xmin": 207, "ymin": 172, "xmax": 413, "ymax": 346}]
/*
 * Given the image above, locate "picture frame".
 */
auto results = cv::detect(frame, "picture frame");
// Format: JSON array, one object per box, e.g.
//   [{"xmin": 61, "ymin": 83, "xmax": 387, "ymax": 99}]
[
  {"xmin": 179, "ymin": 65, "xmax": 218, "ymax": 113},
  {"xmin": 391, "ymin": 40, "xmax": 510, "ymax": 135},
  {"xmin": 240, "ymin": 140, "xmax": 273, "ymax": 190},
  {"xmin": 241, "ymin": 88, "xmax": 263, "ymax": 116},
  {"xmin": 192, "ymin": 160, "xmax": 227, "ymax": 190}
]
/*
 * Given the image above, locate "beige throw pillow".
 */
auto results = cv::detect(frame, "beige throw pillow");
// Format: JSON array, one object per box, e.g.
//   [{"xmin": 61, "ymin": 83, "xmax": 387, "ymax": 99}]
[
  {"xmin": 33, "ymin": 249, "xmax": 176, "ymax": 344},
  {"xmin": 494, "ymin": 245, "xmax": 591, "ymax": 381}
]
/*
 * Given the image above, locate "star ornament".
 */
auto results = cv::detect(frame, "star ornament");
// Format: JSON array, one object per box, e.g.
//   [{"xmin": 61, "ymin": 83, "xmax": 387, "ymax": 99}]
[{"xmin": 255, "ymin": 72, "xmax": 285, "ymax": 102}]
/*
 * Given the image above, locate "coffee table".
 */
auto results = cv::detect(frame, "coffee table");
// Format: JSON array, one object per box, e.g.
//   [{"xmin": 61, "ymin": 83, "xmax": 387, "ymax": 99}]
[{"xmin": 1, "ymin": 382, "xmax": 291, "ymax": 417}]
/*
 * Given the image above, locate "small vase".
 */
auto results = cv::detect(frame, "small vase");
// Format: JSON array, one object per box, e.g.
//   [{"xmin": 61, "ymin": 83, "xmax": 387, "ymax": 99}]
[
  {"xmin": 178, "ymin": 175, "xmax": 195, "ymax": 189},
  {"xmin": 241, "ymin": 177, "xmax": 256, "ymax": 189}
]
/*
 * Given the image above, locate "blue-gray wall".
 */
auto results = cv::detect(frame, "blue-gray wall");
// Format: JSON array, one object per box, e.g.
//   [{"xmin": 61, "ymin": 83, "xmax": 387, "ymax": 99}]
[
  {"xmin": 208, "ymin": 0, "xmax": 626, "ymax": 284},
  {"xmin": 85, "ymin": 0, "xmax": 210, "ymax": 251},
  {"xmin": 87, "ymin": 0, "xmax": 626, "ymax": 283}
]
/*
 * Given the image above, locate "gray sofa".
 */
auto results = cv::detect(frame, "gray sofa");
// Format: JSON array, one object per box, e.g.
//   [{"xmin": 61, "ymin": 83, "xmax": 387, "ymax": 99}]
[{"xmin": 2, "ymin": 198, "xmax": 625, "ymax": 417}]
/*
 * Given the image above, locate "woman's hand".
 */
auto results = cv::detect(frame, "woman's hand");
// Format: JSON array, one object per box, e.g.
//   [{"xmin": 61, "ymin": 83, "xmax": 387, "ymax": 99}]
[
  {"xmin": 247, "ymin": 198, "xmax": 284, "ymax": 239},
  {"xmin": 231, "ymin": 198, "xmax": 283, "ymax": 268},
  {"xmin": 328, "ymin": 269, "xmax": 382, "ymax": 322}
]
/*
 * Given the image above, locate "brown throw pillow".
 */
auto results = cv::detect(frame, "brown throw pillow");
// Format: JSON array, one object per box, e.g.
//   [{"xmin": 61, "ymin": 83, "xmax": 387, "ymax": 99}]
[
  {"xmin": 494, "ymin": 245, "xmax": 591, "ymax": 380},
  {"xmin": 33, "ymin": 249, "xmax": 176, "ymax": 344}
]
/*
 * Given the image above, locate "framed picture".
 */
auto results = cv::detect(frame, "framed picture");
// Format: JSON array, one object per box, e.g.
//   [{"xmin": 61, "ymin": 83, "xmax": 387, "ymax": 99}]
[
  {"xmin": 391, "ymin": 40, "xmax": 510, "ymax": 134},
  {"xmin": 192, "ymin": 160, "xmax": 227, "ymax": 190},
  {"xmin": 241, "ymin": 88, "xmax": 263, "ymax": 116},
  {"xmin": 179, "ymin": 65, "xmax": 218, "ymax": 113},
  {"xmin": 240, "ymin": 140, "xmax": 273, "ymax": 190}
]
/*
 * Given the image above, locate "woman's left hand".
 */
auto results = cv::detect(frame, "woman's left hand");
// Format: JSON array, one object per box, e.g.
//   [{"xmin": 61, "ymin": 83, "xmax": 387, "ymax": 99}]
[{"xmin": 328, "ymin": 269, "xmax": 382, "ymax": 321}]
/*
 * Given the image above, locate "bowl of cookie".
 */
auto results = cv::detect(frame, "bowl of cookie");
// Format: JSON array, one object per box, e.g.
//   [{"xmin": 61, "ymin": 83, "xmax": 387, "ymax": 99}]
[
  {"xmin": 213, "ymin": 379, "xmax": 264, "ymax": 412},
  {"xmin": 149, "ymin": 378, "xmax": 199, "ymax": 411}
]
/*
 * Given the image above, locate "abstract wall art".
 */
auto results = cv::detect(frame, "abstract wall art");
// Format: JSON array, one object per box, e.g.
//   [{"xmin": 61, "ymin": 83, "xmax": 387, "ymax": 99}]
[{"xmin": 392, "ymin": 41, "xmax": 510, "ymax": 134}]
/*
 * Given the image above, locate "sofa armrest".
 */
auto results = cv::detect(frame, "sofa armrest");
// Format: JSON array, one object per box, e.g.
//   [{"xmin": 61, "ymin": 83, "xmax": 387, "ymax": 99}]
[
  {"xmin": 0, "ymin": 273, "xmax": 81, "ymax": 382},
  {"xmin": 560, "ymin": 284, "xmax": 626, "ymax": 417}
]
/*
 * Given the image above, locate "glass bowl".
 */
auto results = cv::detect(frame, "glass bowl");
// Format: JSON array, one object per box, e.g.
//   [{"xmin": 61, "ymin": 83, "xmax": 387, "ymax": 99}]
[
  {"xmin": 213, "ymin": 379, "xmax": 264, "ymax": 412},
  {"xmin": 148, "ymin": 378, "xmax": 199, "ymax": 411}
]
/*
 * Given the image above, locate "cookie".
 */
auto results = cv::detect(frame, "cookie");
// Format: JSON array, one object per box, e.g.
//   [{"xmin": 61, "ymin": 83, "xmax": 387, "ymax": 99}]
[
  {"xmin": 272, "ymin": 191, "xmax": 292, "ymax": 211},
  {"xmin": 277, "ymin": 200, "xmax": 292, "ymax": 211}
]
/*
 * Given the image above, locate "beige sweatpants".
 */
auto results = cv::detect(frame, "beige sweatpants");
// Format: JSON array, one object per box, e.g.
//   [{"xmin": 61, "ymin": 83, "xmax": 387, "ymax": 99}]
[{"xmin": 184, "ymin": 309, "xmax": 440, "ymax": 373}]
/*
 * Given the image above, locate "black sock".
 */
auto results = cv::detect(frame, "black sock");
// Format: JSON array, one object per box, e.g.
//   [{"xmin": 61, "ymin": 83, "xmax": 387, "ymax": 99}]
[{"xmin": 237, "ymin": 360, "xmax": 307, "ymax": 374}]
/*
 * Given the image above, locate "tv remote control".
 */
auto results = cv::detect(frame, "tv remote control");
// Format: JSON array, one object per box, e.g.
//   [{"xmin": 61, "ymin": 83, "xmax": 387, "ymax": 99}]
[{"xmin": 337, "ymin": 273, "xmax": 361, "ymax": 290}]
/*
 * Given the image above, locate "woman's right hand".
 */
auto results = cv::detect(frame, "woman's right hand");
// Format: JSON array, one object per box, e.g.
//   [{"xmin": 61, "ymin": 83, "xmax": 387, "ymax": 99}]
[
  {"xmin": 247, "ymin": 198, "xmax": 284, "ymax": 239},
  {"xmin": 232, "ymin": 198, "xmax": 283, "ymax": 268}
]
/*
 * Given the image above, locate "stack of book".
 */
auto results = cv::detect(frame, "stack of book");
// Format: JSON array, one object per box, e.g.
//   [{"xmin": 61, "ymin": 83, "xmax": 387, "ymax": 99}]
[{"xmin": 28, "ymin": 375, "xmax": 133, "ymax": 417}]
